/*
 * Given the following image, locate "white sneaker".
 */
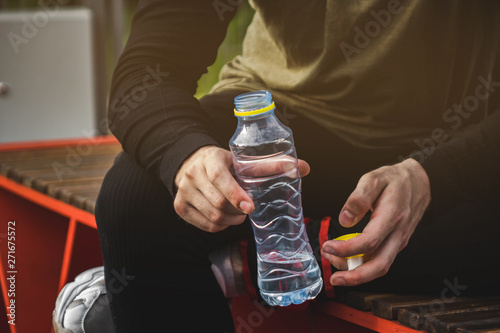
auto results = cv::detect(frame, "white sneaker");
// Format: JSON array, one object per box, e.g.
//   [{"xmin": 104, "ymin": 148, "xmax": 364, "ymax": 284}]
[{"xmin": 52, "ymin": 266, "xmax": 114, "ymax": 333}]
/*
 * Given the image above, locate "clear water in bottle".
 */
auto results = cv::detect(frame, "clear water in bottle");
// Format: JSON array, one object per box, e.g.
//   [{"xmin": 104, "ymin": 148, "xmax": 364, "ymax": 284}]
[{"xmin": 229, "ymin": 90, "xmax": 323, "ymax": 307}]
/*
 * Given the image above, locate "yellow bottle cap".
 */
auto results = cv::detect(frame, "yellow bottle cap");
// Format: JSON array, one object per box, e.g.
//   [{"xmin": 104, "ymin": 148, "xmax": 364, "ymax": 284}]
[
  {"xmin": 334, "ymin": 233, "xmax": 364, "ymax": 270},
  {"xmin": 234, "ymin": 101, "xmax": 275, "ymax": 117}
]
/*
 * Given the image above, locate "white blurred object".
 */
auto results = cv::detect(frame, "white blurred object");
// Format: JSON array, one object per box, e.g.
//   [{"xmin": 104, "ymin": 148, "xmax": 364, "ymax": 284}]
[
  {"xmin": 0, "ymin": 8, "xmax": 97, "ymax": 143},
  {"xmin": 209, "ymin": 242, "xmax": 247, "ymax": 298},
  {"xmin": 347, "ymin": 255, "xmax": 364, "ymax": 271},
  {"xmin": 53, "ymin": 266, "xmax": 114, "ymax": 333}
]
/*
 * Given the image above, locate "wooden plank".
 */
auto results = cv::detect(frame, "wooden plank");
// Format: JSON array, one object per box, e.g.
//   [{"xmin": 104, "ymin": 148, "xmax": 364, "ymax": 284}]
[
  {"xmin": 57, "ymin": 185, "xmax": 102, "ymax": 208},
  {"xmin": 83, "ymin": 197, "xmax": 97, "ymax": 214},
  {"xmin": 0, "ymin": 142, "xmax": 118, "ymax": 213},
  {"xmin": 399, "ymin": 298, "xmax": 500, "ymax": 330},
  {"xmin": 31, "ymin": 165, "xmax": 109, "ymax": 192},
  {"xmin": 0, "ymin": 144, "xmax": 120, "ymax": 177},
  {"xmin": 19, "ymin": 165, "xmax": 113, "ymax": 189},
  {"xmin": 0, "ymin": 143, "xmax": 120, "ymax": 160},
  {"xmin": 4, "ymin": 151, "xmax": 116, "ymax": 169},
  {"xmin": 45, "ymin": 177, "xmax": 104, "ymax": 197},
  {"xmin": 425, "ymin": 309, "xmax": 500, "ymax": 333},
  {"xmin": 57, "ymin": 189, "xmax": 99, "ymax": 213},
  {"xmin": 346, "ymin": 292, "xmax": 398, "ymax": 311},
  {"xmin": 74, "ymin": 192, "xmax": 99, "ymax": 213},
  {"xmin": 456, "ymin": 326, "xmax": 500, "ymax": 333},
  {"xmin": 0, "ymin": 147, "xmax": 74, "ymax": 162},
  {"xmin": 11, "ymin": 161, "xmax": 112, "ymax": 188},
  {"xmin": 4, "ymin": 151, "xmax": 115, "ymax": 175},
  {"xmin": 372, "ymin": 295, "xmax": 436, "ymax": 319}
]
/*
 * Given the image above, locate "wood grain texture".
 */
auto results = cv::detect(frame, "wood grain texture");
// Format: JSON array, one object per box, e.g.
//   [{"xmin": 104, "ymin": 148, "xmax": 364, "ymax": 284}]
[
  {"xmin": 398, "ymin": 298, "xmax": 500, "ymax": 330},
  {"xmin": 0, "ymin": 143, "xmax": 120, "ymax": 213},
  {"xmin": 371, "ymin": 295, "xmax": 436, "ymax": 319},
  {"xmin": 456, "ymin": 326, "xmax": 500, "ymax": 333},
  {"xmin": 424, "ymin": 309, "xmax": 500, "ymax": 333},
  {"xmin": 346, "ymin": 292, "xmax": 398, "ymax": 311}
]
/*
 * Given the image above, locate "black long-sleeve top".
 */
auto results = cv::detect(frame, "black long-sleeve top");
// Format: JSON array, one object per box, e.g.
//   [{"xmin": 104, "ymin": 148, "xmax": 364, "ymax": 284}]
[{"xmin": 108, "ymin": 0, "xmax": 500, "ymax": 219}]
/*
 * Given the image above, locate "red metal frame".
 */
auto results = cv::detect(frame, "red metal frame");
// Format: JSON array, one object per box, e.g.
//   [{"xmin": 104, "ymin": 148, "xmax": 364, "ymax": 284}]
[
  {"xmin": 0, "ymin": 176, "xmax": 96, "ymax": 229},
  {"xmin": 58, "ymin": 218, "xmax": 78, "ymax": 291},
  {"xmin": 0, "ymin": 136, "xmax": 115, "ymax": 333},
  {"xmin": 314, "ymin": 301, "xmax": 425, "ymax": 333}
]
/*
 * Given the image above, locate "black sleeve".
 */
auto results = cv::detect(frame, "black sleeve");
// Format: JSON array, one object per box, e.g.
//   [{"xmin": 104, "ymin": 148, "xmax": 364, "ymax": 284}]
[
  {"xmin": 420, "ymin": 108, "xmax": 500, "ymax": 219},
  {"xmin": 107, "ymin": 0, "xmax": 238, "ymax": 196}
]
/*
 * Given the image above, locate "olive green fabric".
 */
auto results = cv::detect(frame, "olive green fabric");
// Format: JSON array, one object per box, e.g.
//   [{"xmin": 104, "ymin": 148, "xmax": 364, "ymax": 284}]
[{"xmin": 212, "ymin": 0, "xmax": 500, "ymax": 149}]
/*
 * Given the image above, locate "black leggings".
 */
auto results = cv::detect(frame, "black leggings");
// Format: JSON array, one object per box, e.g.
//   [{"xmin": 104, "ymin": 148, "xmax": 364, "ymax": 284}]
[{"xmin": 95, "ymin": 91, "xmax": 500, "ymax": 332}]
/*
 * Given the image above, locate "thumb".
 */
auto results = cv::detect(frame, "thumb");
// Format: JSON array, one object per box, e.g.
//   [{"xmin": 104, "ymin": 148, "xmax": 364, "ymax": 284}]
[{"xmin": 298, "ymin": 159, "xmax": 310, "ymax": 177}]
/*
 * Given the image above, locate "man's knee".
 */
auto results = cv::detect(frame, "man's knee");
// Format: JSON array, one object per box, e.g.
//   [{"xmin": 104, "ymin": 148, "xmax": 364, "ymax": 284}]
[{"xmin": 95, "ymin": 151, "xmax": 173, "ymax": 228}]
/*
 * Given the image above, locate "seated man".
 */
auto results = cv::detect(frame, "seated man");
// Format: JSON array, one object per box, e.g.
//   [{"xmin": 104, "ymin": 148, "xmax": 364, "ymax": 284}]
[{"xmin": 95, "ymin": 1, "xmax": 500, "ymax": 332}]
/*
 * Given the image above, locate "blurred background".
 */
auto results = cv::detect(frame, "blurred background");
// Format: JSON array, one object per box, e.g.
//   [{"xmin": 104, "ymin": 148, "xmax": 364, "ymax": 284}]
[{"xmin": 0, "ymin": 0, "xmax": 254, "ymax": 143}]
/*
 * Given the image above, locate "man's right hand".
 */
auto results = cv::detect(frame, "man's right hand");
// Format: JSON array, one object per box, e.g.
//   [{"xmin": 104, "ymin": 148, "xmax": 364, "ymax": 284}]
[
  {"xmin": 174, "ymin": 146, "xmax": 310, "ymax": 233},
  {"xmin": 174, "ymin": 146, "xmax": 253, "ymax": 233}
]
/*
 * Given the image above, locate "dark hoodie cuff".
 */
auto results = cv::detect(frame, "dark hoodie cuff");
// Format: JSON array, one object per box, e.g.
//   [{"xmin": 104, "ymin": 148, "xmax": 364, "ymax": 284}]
[{"xmin": 159, "ymin": 132, "xmax": 220, "ymax": 197}]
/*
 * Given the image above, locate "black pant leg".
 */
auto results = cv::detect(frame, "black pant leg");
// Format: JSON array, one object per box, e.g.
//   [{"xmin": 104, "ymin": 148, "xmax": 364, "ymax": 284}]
[{"xmin": 95, "ymin": 152, "xmax": 252, "ymax": 332}]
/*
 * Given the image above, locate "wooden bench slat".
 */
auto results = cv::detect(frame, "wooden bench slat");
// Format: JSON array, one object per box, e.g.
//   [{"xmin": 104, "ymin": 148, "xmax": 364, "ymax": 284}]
[
  {"xmin": 371, "ymin": 295, "xmax": 436, "ymax": 319},
  {"xmin": 456, "ymin": 326, "xmax": 500, "ymax": 333},
  {"xmin": 57, "ymin": 184, "xmax": 102, "ymax": 203},
  {"xmin": 0, "ymin": 147, "xmax": 119, "ymax": 171},
  {"xmin": 398, "ymin": 298, "xmax": 500, "ymax": 330},
  {"xmin": 70, "ymin": 191, "xmax": 99, "ymax": 211},
  {"xmin": 0, "ymin": 146, "xmax": 120, "ymax": 166},
  {"xmin": 15, "ymin": 164, "xmax": 111, "ymax": 189},
  {"xmin": 46, "ymin": 177, "xmax": 105, "ymax": 197},
  {"xmin": 20, "ymin": 165, "xmax": 114, "ymax": 189},
  {"xmin": 425, "ymin": 309, "xmax": 500, "ymax": 333},
  {"xmin": 31, "ymin": 167, "xmax": 110, "ymax": 192},
  {"xmin": 346, "ymin": 292, "xmax": 398, "ymax": 311},
  {"xmin": 0, "ymin": 142, "xmax": 121, "ymax": 213},
  {"xmin": 0, "ymin": 145, "xmax": 120, "ymax": 176},
  {"xmin": 83, "ymin": 197, "xmax": 97, "ymax": 214},
  {"xmin": 73, "ymin": 192, "xmax": 99, "ymax": 210},
  {"xmin": 5, "ymin": 154, "xmax": 115, "ymax": 174}
]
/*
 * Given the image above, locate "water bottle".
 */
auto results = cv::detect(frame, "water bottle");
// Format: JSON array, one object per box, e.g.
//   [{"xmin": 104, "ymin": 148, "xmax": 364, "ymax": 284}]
[{"xmin": 229, "ymin": 90, "xmax": 323, "ymax": 307}]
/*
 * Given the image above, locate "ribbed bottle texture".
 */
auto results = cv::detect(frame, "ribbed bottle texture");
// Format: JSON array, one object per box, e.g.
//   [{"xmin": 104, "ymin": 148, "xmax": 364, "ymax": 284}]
[{"xmin": 229, "ymin": 91, "xmax": 323, "ymax": 306}]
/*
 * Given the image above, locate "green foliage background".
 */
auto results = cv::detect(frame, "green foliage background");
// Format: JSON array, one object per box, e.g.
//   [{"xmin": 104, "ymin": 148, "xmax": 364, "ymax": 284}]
[{"xmin": 194, "ymin": 2, "xmax": 254, "ymax": 98}]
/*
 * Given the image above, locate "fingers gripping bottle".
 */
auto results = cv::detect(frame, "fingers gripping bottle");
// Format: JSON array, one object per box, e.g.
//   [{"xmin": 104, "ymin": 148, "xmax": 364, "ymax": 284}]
[{"xmin": 229, "ymin": 90, "xmax": 323, "ymax": 306}]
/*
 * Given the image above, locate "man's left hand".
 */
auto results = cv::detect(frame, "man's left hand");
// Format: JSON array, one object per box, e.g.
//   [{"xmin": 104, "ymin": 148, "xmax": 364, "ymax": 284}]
[{"xmin": 321, "ymin": 158, "xmax": 431, "ymax": 286}]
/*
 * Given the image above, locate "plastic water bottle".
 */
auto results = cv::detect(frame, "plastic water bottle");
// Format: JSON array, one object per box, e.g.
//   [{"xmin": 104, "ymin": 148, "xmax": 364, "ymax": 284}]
[{"xmin": 229, "ymin": 90, "xmax": 323, "ymax": 307}]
